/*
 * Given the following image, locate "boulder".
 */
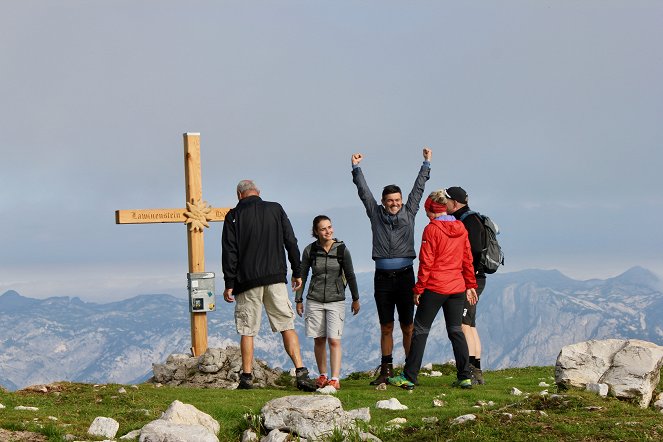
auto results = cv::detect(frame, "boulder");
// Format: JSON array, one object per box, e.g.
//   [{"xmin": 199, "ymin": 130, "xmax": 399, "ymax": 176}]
[
  {"xmin": 140, "ymin": 420, "xmax": 218, "ymax": 442},
  {"xmin": 88, "ymin": 416, "xmax": 119, "ymax": 439},
  {"xmin": 555, "ymin": 339, "xmax": 663, "ymax": 408},
  {"xmin": 261, "ymin": 395, "xmax": 353, "ymax": 440},
  {"xmin": 139, "ymin": 400, "xmax": 219, "ymax": 442},
  {"xmin": 152, "ymin": 346, "xmax": 282, "ymax": 389}
]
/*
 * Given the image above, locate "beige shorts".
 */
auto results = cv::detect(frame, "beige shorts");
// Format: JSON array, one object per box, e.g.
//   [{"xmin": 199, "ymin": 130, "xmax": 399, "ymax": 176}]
[
  {"xmin": 234, "ymin": 283, "xmax": 295, "ymax": 336},
  {"xmin": 304, "ymin": 300, "xmax": 346, "ymax": 339}
]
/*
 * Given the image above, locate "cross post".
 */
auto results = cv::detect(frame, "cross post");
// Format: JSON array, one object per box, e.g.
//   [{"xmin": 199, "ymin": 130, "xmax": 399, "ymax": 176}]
[{"xmin": 115, "ymin": 133, "xmax": 230, "ymax": 356}]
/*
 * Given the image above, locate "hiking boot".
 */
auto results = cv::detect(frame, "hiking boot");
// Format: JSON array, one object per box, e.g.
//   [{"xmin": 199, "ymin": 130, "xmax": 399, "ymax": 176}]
[
  {"xmin": 326, "ymin": 379, "xmax": 341, "ymax": 390},
  {"xmin": 387, "ymin": 373, "xmax": 415, "ymax": 391},
  {"xmin": 452, "ymin": 378, "xmax": 473, "ymax": 389},
  {"xmin": 471, "ymin": 366, "xmax": 485, "ymax": 385},
  {"xmin": 237, "ymin": 372, "xmax": 254, "ymax": 390},
  {"xmin": 295, "ymin": 367, "xmax": 317, "ymax": 392},
  {"xmin": 369, "ymin": 362, "xmax": 393, "ymax": 385},
  {"xmin": 315, "ymin": 374, "xmax": 329, "ymax": 389}
]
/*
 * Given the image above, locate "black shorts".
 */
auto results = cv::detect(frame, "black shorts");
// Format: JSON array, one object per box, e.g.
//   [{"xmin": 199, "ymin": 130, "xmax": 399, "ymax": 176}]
[
  {"xmin": 374, "ymin": 266, "xmax": 415, "ymax": 326},
  {"xmin": 462, "ymin": 276, "xmax": 486, "ymax": 327}
]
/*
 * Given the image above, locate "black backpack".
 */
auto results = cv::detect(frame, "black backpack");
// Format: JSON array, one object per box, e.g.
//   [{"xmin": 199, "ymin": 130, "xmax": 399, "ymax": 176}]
[
  {"xmin": 309, "ymin": 241, "xmax": 347, "ymax": 287},
  {"xmin": 459, "ymin": 211, "xmax": 504, "ymax": 274}
]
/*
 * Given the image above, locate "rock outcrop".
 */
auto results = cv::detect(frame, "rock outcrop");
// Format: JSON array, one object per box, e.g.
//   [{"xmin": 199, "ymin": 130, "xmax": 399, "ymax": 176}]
[
  {"xmin": 151, "ymin": 346, "xmax": 282, "ymax": 389},
  {"xmin": 555, "ymin": 339, "xmax": 663, "ymax": 408}
]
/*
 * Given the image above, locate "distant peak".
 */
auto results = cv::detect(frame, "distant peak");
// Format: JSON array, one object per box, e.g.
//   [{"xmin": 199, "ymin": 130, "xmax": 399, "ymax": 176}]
[
  {"xmin": 1, "ymin": 290, "xmax": 24, "ymax": 299},
  {"xmin": 613, "ymin": 266, "xmax": 660, "ymax": 285}
]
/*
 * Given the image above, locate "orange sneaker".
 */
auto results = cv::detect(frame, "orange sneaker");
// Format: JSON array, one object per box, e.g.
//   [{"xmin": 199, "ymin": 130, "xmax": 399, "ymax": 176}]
[
  {"xmin": 315, "ymin": 375, "xmax": 328, "ymax": 389},
  {"xmin": 326, "ymin": 379, "xmax": 341, "ymax": 390}
]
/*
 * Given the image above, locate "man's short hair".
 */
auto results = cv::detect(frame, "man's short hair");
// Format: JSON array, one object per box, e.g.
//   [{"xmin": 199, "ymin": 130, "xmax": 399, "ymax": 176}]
[
  {"xmin": 237, "ymin": 179, "xmax": 259, "ymax": 195},
  {"xmin": 382, "ymin": 184, "xmax": 402, "ymax": 198}
]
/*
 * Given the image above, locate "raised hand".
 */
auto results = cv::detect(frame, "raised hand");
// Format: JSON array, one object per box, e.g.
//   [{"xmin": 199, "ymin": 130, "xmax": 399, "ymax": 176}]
[
  {"xmin": 423, "ymin": 147, "xmax": 432, "ymax": 161},
  {"xmin": 351, "ymin": 153, "xmax": 363, "ymax": 166}
]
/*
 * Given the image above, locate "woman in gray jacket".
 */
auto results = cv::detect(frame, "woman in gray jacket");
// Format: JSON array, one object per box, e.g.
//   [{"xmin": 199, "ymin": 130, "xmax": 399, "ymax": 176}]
[{"xmin": 296, "ymin": 215, "xmax": 360, "ymax": 390}]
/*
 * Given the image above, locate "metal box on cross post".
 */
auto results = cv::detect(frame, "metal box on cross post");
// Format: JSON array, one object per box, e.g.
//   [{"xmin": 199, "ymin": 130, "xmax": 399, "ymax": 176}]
[{"xmin": 187, "ymin": 272, "xmax": 216, "ymax": 313}]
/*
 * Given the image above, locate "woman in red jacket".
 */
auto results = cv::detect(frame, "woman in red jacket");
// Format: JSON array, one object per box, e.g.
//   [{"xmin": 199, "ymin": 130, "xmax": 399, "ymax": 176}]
[{"xmin": 388, "ymin": 189, "xmax": 478, "ymax": 390}]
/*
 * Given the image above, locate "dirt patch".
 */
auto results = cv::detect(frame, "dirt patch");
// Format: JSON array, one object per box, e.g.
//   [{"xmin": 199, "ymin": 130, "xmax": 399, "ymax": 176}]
[{"xmin": 0, "ymin": 428, "xmax": 47, "ymax": 442}]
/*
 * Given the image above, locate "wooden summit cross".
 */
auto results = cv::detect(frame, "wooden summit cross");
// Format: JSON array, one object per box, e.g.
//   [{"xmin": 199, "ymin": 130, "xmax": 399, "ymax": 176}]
[{"xmin": 115, "ymin": 133, "xmax": 230, "ymax": 356}]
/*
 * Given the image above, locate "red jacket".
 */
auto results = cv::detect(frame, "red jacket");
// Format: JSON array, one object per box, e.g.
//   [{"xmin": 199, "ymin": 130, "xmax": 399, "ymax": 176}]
[{"xmin": 413, "ymin": 217, "xmax": 477, "ymax": 295}]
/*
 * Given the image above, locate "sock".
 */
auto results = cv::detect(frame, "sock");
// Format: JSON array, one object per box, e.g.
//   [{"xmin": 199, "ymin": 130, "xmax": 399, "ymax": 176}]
[
  {"xmin": 475, "ymin": 358, "xmax": 481, "ymax": 369},
  {"xmin": 241, "ymin": 372, "xmax": 252, "ymax": 379},
  {"xmin": 331, "ymin": 377, "xmax": 339, "ymax": 381},
  {"xmin": 295, "ymin": 367, "xmax": 307, "ymax": 375},
  {"xmin": 469, "ymin": 356, "xmax": 477, "ymax": 367},
  {"xmin": 381, "ymin": 354, "xmax": 393, "ymax": 364}
]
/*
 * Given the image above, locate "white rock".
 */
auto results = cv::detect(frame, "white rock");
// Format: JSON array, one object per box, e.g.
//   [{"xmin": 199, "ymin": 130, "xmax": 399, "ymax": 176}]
[
  {"xmin": 502, "ymin": 413, "xmax": 513, "ymax": 419},
  {"xmin": 430, "ymin": 371, "xmax": 443, "ymax": 377},
  {"xmin": 555, "ymin": 339, "xmax": 663, "ymax": 408},
  {"xmin": 15, "ymin": 406, "xmax": 39, "ymax": 411},
  {"xmin": 140, "ymin": 420, "xmax": 218, "ymax": 442},
  {"xmin": 160, "ymin": 400, "xmax": 220, "ymax": 435},
  {"xmin": 0, "ymin": 403, "xmax": 5, "ymax": 409},
  {"xmin": 375, "ymin": 383, "xmax": 387, "ymax": 390},
  {"xmin": 347, "ymin": 407, "xmax": 371, "ymax": 423},
  {"xmin": 261, "ymin": 395, "xmax": 352, "ymax": 440},
  {"xmin": 386, "ymin": 418, "xmax": 407, "ymax": 426},
  {"xmin": 422, "ymin": 416, "xmax": 438, "ymax": 424},
  {"xmin": 510, "ymin": 387, "xmax": 522, "ymax": 396},
  {"xmin": 540, "ymin": 390, "xmax": 549, "ymax": 396},
  {"xmin": 131, "ymin": 385, "xmax": 139, "ymax": 390},
  {"xmin": 538, "ymin": 382, "xmax": 550, "ymax": 387},
  {"xmin": 658, "ymin": 392, "xmax": 663, "ymax": 401},
  {"xmin": 118, "ymin": 387, "xmax": 127, "ymax": 394},
  {"xmin": 120, "ymin": 429, "xmax": 141, "ymax": 440},
  {"xmin": 653, "ymin": 399, "xmax": 663, "ymax": 412},
  {"xmin": 261, "ymin": 429, "xmax": 290, "ymax": 442},
  {"xmin": 289, "ymin": 368, "xmax": 297, "ymax": 377},
  {"xmin": 358, "ymin": 432, "xmax": 382, "ymax": 442},
  {"xmin": 88, "ymin": 416, "xmax": 119, "ymax": 439},
  {"xmin": 375, "ymin": 398, "xmax": 408, "ymax": 410},
  {"xmin": 432, "ymin": 398, "xmax": 445, "ymax": 407},
  {"xmin": 586, "ymin": 383, "xmax": 609, "ymax": 397},
  {"xmin": 452, "ymin": 414, "xmax": 476, "ymax": 425},
  {"xmin": 422, "ymin": 363, "xmax": 433, "ymax": 371},
  {"xmin": 241, "ymin": 429, "xmax": 259, "ymax": 442},
  {"xmin": 47, "ymin": 416, "xmax": 58, "ymax": 421}
]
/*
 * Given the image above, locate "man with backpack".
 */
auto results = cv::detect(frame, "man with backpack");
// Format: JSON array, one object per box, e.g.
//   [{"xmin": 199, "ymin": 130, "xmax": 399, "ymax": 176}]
[{"xmin": 444, "ymin": 186, "xmax": 489, "ymax": 384}]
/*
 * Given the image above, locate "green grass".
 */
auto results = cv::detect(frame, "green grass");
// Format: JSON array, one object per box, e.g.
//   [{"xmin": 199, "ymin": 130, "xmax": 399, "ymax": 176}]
[{"xmin": 0, "ymin": 366, "xmax": 661, "ymax": 441}]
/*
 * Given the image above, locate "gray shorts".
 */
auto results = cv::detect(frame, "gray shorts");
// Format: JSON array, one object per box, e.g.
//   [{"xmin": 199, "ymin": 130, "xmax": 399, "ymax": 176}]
[
  {"xmin": 304, "ymin": 300, "xmax": 346, "ymax": 339},
  {"xmin": 234, "ymin": 283, "xmax": 295, "ymax": 336}
]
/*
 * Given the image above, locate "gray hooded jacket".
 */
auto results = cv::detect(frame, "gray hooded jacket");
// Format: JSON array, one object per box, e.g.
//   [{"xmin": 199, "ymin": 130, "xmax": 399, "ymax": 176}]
[{"xmin": 352, "ymin": 163, "xmax": 430, "ymax": 260}]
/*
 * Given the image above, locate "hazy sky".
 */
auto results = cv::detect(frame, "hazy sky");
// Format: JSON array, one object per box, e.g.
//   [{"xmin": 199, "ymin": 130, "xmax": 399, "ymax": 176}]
[{"xmin": 1, "ymin": 1, "xmax": 662, "ymax": 302}]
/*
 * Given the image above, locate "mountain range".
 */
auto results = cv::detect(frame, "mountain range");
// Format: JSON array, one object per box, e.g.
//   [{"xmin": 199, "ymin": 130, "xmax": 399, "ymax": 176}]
[{"xmin": 1, "ymin": 267, "xmax": 661, "ymax": 391}]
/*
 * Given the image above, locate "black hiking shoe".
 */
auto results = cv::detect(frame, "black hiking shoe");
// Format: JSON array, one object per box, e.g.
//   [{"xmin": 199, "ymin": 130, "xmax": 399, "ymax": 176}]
[
  {"xmin": 295, "ymin": 367, "xmax": 317, "ymax": 392},
  {"xmin": 471, "ymin": 366, "xmax": 485, "ymax": 385},
  {"xmin": 237, "ymin": 372, "xmax": 254, "ymax": 390},
  {"xmin": 369, "ymin": 362, "xmax": 393, "ymax": 386}
]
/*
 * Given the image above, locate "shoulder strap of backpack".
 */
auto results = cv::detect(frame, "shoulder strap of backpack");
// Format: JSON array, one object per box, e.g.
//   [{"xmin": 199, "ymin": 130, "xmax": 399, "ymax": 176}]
[{"xmin": 458, "ymin": 210, "xmax": 478, "ymax": 222}]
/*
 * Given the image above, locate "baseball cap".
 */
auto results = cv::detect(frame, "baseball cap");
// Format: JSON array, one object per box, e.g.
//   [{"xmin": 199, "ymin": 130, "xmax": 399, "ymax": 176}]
[{"xmin": 444, "ymin": 186, "xmax": 468, "ymax": 204}]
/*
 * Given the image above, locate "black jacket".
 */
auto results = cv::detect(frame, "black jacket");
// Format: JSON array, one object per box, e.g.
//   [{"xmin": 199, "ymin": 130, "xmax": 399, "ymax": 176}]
[
  {"xmin": 222, "ymin": 195, "xmax": 301, "ymax": 294},
  {"xmin": 452, "ymin": 205, "xmax": 485, "ymax": 276}
]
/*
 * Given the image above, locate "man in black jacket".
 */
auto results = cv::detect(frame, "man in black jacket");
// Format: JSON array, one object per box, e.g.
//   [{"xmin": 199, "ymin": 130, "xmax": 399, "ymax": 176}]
[
  {"xmin": 222, "ymin": 179, "xmax": 316, "ymax": 391},
  {"xmin": 445, "ymin": 186, "xmax": 487, "ymax": 384}
]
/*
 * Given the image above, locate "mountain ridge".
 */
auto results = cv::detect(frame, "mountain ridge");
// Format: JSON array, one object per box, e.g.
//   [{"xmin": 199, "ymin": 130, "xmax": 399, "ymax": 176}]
[{"xmin": 1, "ymin": 267, "xmax": 661, "ymax": 391}]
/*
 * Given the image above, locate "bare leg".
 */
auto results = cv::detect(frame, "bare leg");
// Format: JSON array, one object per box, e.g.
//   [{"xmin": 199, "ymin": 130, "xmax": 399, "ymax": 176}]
[
  {"xmin": 380, "ymin": 322, "xmax": 394, "ymax": 356},
  {"xmin": 240, "ymin": 335, "xmax": 254, "ymax": 373},
  {"xmin": 281, "ymin": 329, "xmax": 304, "ymax": 368},
  {"xmin": 471, "ymin": 326, "xmax": 481, "ymax": 358},
  {"xmin": 400, "ymin": 322, "xmax": 414, "ymax": 356},
  {"xmin": 462, "ymin": 324, "xmax": 477, "ymax": 357},
  {"xmin": 328, "ymin": 338, "xmax": 342, "ymax": 379},
  {"xmin": 314, "ymin": 337, "xmax": 327, "ymax": 375}
]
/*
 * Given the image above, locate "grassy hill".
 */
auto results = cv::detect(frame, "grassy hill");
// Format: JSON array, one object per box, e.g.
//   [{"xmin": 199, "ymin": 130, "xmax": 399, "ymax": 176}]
[{"xmin": 1, "ymin": 366, "xmax": 662, "ymax": 441}]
